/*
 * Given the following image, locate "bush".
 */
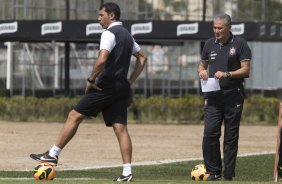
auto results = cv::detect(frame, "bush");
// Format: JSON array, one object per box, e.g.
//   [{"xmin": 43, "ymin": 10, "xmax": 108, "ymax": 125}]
[
  {"xmin": 130, "ymin": 95, "xmax": 203, "ymax": 123},
  {"xmin": 0, "ymin": 95, "xmax": 280, "ymax": 125},
  {"xmin": 242, "ymin": 95, "xmax": 280, "ymax": 124},
  {"xmin": 131, "ymin": 94, "xmax": 280, "ymax": 125},
  {"xmin": 0, "ymin": 96, "xmax": 78, "ymax": 122}
]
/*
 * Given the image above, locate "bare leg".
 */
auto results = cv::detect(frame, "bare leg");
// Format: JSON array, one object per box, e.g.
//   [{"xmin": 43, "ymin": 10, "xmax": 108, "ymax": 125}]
[
  {"xmin": 55, "ymin": 109, "xmax": 85, "ymax": 149},
  {"xmin": 113, "ymin": 123, "xmax": 132, "ymax": 164}
]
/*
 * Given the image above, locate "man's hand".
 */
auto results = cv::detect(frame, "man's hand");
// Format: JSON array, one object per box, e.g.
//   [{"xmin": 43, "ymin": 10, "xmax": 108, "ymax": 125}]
[
  {"xmin": 85, "ymin": 82, "xmax": 102, "ymax": 94},
  {"xmin": 214, "ymin": 71, "xmax": 226, "ymax": 79},
  {"xmin": 199, "ymin": 70, "xmax": 208, "ymax": 80},
  {"xmin": 197, "ymin": 60, "xmax": 208, "ymax": 80}
]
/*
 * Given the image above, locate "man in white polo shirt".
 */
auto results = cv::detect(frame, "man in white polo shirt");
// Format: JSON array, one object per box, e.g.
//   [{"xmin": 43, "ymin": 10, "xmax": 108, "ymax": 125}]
[{"xmin": 30, "ymin": 2, "xmax": 147, "ymax": 182}]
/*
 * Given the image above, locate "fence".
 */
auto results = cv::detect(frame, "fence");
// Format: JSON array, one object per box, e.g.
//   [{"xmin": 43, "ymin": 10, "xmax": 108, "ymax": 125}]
[{"xmin": 0, "ymin": 42, "xmax": 201, "ymax": 97}]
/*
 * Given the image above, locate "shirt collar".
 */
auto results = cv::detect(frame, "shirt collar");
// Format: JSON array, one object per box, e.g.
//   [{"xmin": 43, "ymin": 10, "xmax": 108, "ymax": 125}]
[
  {"xmin": 215, "ymin": 32, "xmax": 234, "ymax": 45},
  {"xmin": 107, "ymin": 21, "xmax": 122, "ymax": 29}
]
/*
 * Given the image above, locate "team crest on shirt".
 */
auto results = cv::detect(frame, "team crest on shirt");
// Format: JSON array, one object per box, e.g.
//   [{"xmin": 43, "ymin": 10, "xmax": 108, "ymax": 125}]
[{"xmin": 229, "ymin": 47, "xmax": 236, "ymax": 56}]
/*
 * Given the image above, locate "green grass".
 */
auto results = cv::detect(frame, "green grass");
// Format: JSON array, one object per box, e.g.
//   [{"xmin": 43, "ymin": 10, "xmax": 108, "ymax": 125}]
[{"xmin": 0, "ymin": 154, "xmax": 276, "ymax": 184}]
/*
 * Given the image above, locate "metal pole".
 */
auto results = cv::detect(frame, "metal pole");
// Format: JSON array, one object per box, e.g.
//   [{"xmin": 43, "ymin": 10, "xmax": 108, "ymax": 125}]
[
  {"xmin": 199, "ymin": 0, "xmax": 207, "ymax": 96},
  {"xmin": 202, "ymin": 0, "xmax": 206, "ymax": 22},
  {"xmin": 22, "ymin": 50, "xmax": 26, "ymax": 97},
  {"xmin": 5, "ymin": 42, "xmax": 12, "ymax": 92},
  {"xmin": 64, "ymin": 43, "xmax": 70, "ymax": 96},
  {"xmin": 64, "ymin": 0, "xmax": 70, "ymax": 96},
  {"xmin": 66, "ymin": 0, "xmax": 70, "ymax": 19},
  {"xmin": 12, "ymin": 0, "xmax": 16, "ymax": 19},
  {"xmin": 54, "ymin": 42, "xmax": 59, "ymax": 89}
]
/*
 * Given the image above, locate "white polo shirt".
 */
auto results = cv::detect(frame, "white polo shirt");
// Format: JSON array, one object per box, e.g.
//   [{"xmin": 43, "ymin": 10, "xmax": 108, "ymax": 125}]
[{"xmin": 99, "ymin": 21, "xmax": 140, "ymax": 53}]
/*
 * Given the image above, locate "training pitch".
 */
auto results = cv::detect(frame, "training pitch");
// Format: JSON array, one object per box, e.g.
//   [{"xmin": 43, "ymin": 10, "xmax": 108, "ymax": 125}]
[{"xmin": 0, "ymin": 120, "xmax": 276, "ymax": 172}]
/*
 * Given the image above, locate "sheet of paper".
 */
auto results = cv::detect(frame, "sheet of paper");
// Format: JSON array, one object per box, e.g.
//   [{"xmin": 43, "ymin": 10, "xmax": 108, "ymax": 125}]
[{"xmin": 200, "ymin": 78, "xmax": 221, "ymax": 92}]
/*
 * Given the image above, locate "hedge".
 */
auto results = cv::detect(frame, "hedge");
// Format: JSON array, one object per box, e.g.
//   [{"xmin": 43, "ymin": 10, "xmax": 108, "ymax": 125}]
[
  {"xmin": 0, "ymin": 96, "xmax": 76, "ymax": 122},
  {"xmin": 0, "ymin": 95, "xmax": 280, "ymax": 125}
]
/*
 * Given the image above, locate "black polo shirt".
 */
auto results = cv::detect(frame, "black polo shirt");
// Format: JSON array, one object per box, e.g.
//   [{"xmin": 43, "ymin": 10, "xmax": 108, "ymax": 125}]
[{"xmin": 201, "ymin": 32, "xmax": 252, "ymax": 89}]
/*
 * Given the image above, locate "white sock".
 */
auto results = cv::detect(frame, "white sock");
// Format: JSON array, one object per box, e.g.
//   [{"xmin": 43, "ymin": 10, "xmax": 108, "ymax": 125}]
[
  {"xmin": 49, "ymin": 145, "xmax": 61, "ymax": 158},
  {"xmin": 122, "ymin": 163, "xmax": 132, "ymax": 176}
]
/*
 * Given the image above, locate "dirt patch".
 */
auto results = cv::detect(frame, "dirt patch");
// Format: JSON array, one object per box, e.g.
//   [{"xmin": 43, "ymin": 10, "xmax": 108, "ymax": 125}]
[{"xmin": 0, "ymin": 121, "xmax": 277, "ymax": 171}]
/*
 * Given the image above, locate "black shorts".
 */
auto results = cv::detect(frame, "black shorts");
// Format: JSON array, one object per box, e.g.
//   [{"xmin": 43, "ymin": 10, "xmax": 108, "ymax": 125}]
[{"xmin": 74, "ymin": 80, "xmax": 130, "ymax": 126}]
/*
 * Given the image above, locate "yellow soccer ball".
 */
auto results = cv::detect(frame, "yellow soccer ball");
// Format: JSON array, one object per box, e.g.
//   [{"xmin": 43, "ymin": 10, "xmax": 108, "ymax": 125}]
[
  {"xmin": 191, "ymin": 164, "xmax": 206, "ymax": 181},
  {"xmin": 34, "ymin": 163, "xmax": 55, "ymax": 181}
]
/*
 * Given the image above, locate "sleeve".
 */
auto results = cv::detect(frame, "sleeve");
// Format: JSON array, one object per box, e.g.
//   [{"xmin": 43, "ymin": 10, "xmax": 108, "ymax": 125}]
[
  {"xmin": 238, "ymin": 40, "xmax": 252, "ymax": 62},
  {"xmin": 201, "ymin": 41, "xmax": 209, "ymax": 61},
  {"xmin": 132, "ymin": 38, "xmax": 141, "ymax": 53},
  {"xmin": 99, "ymin": 30, "xmax": 116, "ymax": 52}
]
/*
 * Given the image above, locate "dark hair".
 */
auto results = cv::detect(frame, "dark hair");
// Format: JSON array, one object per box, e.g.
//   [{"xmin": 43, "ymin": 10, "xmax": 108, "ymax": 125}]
[
  {"xmin": 213, "ymin": 13, "xmax": 231, "ymax": 27},
  {"xmin": 99, "ymin": 2, "xmax": 121, "ymax": 20}
]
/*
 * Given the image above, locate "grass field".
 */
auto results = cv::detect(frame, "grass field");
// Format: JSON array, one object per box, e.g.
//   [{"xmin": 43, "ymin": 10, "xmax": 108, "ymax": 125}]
[{"xmin": 0, "ymin": 154, "xmax": 276, "ymax": 183}]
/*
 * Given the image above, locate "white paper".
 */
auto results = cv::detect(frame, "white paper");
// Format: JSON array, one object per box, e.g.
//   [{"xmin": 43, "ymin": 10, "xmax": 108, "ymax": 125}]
[{"xmin": 200, "ymin": 78, "xmax": 221, "ymax": 92}]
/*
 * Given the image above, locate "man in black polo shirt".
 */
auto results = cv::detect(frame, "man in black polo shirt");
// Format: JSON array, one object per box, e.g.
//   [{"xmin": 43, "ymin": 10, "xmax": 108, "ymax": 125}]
[
  {"xmin": 30, "ymin": 2, "xmax": 147, "ymax": 182},
  {"xmin": 198, "ymin": 13, "xmax": 251, "ymax": 181}
]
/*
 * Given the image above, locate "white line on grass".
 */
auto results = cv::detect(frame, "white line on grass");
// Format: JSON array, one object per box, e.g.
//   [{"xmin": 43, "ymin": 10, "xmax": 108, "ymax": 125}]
[
  {"xmin": 59, "ymin": 151, "xmax": 275, "ymax": 171},
  {"xmin": 4, "ymin": 151, "xmax": 275, "ymax": 172}
]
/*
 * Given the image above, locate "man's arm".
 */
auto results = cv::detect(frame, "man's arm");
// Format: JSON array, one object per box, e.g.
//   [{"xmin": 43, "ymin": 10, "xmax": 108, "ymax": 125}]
[
  {"xmin": 229, "ymin": 60, "xmax": 250, "ymax": 78},
  {"xmin": 85, "ymin": 49, "xmax": 109, "ymax": 93},
  {"xmin": 128, "ymin": 49, "xmax": 147, "ymax": 85},
  {"xmin": 214, "ymin": 60, "xmax": 250, "ymax": 79},
  {"xmin": 198, "ymin": 60, "xmax": 209, "ymax": 80}
]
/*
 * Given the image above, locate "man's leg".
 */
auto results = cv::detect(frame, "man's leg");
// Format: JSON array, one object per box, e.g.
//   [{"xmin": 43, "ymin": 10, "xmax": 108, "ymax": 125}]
[
  {"xmin": 30, "ymin": 109, "xmax": 85, "ymax": 165},
  {"xmin": 203, "ymin": 97, "xmax": 223, "ymax": 176},
  {"xmin": 223, "ymin": 88, "xmax": 244, "ymax": 179},
  {"xmin": 113, "ymin": 123, "xmax": 132, "ymax": 165},
  {"xmin": 55, "ymin": 109, "xmax": 85, "ymax": 149},
  {"xmin": 112, "ymin": 123, "xmax": 134, "ymax": 182}
]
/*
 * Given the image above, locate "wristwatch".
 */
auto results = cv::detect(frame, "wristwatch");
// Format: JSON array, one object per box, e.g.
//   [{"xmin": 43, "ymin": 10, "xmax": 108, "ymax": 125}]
[
  {"xmin": 87, "ymin": 77, "xmax": 95, "ymax": 84},
  {"xmin": 225, "ymin": 72, "xmax": 232, "ymax": 79}
]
